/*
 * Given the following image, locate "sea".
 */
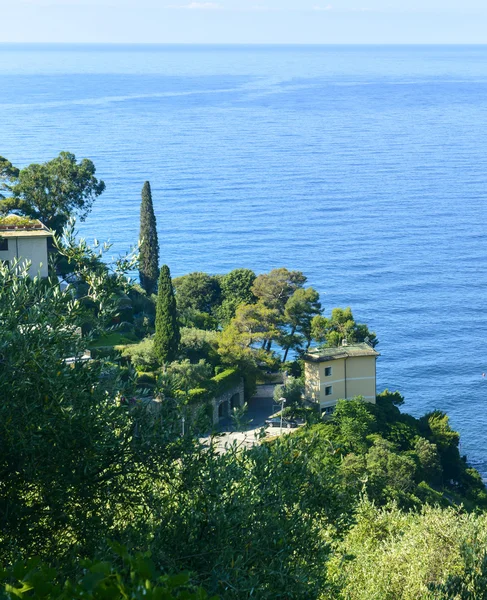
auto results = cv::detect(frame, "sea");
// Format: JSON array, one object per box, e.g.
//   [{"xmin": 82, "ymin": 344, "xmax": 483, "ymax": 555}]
[{"xmin": 2, "ymin": 44, "xmax": 487, "ymax": 473}]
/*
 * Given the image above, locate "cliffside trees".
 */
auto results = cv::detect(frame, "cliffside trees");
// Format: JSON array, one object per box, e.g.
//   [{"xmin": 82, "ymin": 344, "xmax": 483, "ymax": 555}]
[
  {"xmin": 173, "ymin": 272, "xmax": 221, "ymax": 329},
  {"xmin": 217, "ymin": 268, "xmax": 256, "ymax": 325},
  {"xmin": 138, "ymin": 181, "xmax": 159, "ymax": 296},
  {"xmin": 282, "ymin": 286, "xmax": 322, "ymax": 360},
  {"xmin": 311, "ymin": 306, "xmax": 378, "ymax": 348},
  {"xmin": 0, "ymin": 262, "xmax": 180, "ymax": 562},
  {"xmin": 0, "ymin": 152, "xmax": 105, "ymax": 233},
  {"xmin": 0, "ymin": 156, "xmax": 19, "ymax": 198},
  {"xmin": 251, "ymin": 268, "xmax": 307, "ymax": 352},
  {"xmin": 154, "ymin": 265, "xmax": 180, "ymax": 364}
]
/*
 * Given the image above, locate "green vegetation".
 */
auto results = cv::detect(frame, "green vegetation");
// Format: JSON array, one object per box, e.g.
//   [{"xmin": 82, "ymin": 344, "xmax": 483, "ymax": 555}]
[
  {"xmin": 173, "ymin": 271, "xmax": 221, "ymax": 330},
  {"xmin": 0, "ymin": 152, "xmax": 105, "ymax": 233},
  {"xmin": 327, "ymin": 501, "xmax": 487, "ymax": 599},
  {"xmin": 217, "ymin": 268, "xmax": 256, "ymax": 325},
  {"xmin": 154, "ymin": 265, "xmax": 180, "ymax": 364},
  {"xmin": 0, "ymin": 215, "xmax": 40, "ymax": 228},
  {"xmin": 311, "ymin": 306, "xmax": 378, "ymax": 348},
  {"xmin": 2, "ymin": 254, "xmax": 487, "ymax": 598},
  {"xmin": 138, "ymin": 181, "xmax": 159, "ymax": 296},
  {"xmin": 2, "ymin": 196, "xmax": 487, "ymax": 598},
  {"xmin": 0, "ymin": 548, "xmax": 216, "ymax": 599}
]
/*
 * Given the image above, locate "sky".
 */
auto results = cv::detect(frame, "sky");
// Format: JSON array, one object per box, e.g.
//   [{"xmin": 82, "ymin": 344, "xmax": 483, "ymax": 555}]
[{"xmin": 0, "ymin": 0, "xmax": 486, "ymax": 44}]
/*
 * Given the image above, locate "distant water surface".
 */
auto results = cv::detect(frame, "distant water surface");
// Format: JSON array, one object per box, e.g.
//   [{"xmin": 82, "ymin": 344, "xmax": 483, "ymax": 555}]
[{"xmin": 2, "ymin": 44, "xmax": 487, "ymax": 472}]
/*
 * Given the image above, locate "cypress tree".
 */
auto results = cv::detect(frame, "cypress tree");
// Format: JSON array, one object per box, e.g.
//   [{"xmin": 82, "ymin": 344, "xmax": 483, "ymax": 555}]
[
  {"xmin": 138, "ymin": 181, "xmax": 159, "ymax": 295},
  {"xmin": 154, "ymin": 265, "xmax": 180, "ymax": 364}
]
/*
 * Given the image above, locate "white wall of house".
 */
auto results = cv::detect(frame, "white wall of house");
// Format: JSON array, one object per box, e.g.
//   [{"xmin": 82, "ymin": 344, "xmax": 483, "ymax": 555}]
[{"xmin": 0, "ymin": 235, "xmax": 50, "ymax": 278}]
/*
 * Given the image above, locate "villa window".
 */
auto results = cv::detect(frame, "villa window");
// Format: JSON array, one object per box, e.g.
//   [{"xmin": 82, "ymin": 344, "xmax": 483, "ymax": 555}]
[
  {"xmin": 325, "ymin": 366, "xmax": 332, "ymax": 376},
  {"xmin": 0, "ymin": 239, "xmax": 8, "ymax": 251},
  {"xmin": 325, "ymin": 386, "xmax": 333, "ymax": 396}
]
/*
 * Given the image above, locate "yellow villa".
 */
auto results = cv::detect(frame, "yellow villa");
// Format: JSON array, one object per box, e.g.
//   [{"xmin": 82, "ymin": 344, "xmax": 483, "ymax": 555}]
[{"xmin": 303, "ymin": 342, "xmax": 380, "ymax": 414}]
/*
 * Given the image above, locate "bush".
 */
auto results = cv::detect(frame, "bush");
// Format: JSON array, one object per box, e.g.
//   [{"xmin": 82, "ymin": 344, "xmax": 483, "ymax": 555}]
[
  {"xmin": 122, "ymin": 337, "xmax": 158, "ymax": 370},
  {"xmin": 187, "ymin": 387, "xmax": 213, "ymax": 403},
  {"xmin": 280, "ymin": 360, "xmax": 303, "ymax": 378},
  {"xmin": 118, "ymin": 321, "xmax": 135, "ymax": 333},
  {"xmin": 118, "ymin": 365, "xmax": 130, "ymax": 382},
  {"xmin": 282, "ymin": 404, "xmax": 320, "ymax": 423},
  {"xmin": 89, "ymin": 346, "xmax": 122, "ymax": 360},
  {"xmin": 129, "ymin": 284, "xmax": 156, "ymax": 317},
  {"xmin": 273, "ymin": 376, "xmax": 304, "ymax": 407},
  {"xmin": 212, "ymin": 368, "xmax": 241, "ymax": 395},
  {"xmin": 0, "ymin": 551, "xmax": 216, "ymax": 599},
  {"xmin": 137, "ymin": 372, "xmax": 157, "ymax": 386},
  {"xmin": 179, "ymin": 327, "xmax": 219, "ymax": 365}
]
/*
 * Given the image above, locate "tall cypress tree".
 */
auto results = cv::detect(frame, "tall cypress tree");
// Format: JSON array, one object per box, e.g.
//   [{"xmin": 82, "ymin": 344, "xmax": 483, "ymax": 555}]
[
  {"xmin": 154, "ymin": 265, "xmax": 180, "ymax": 364},
  {"xmin": 138, "ymin": 181, "xmax": 159, "ymax": 295}
]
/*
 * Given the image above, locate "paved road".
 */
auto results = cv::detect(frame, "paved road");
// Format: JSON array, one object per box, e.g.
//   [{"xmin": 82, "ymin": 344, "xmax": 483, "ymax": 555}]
[{"xmin": 204, "ymin": 395, "xmax": 294, "ymax": 452}]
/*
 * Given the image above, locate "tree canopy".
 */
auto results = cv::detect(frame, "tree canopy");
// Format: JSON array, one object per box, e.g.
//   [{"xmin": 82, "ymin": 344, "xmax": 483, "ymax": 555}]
[
  {"xmin": 217, "ymin": 268, "xmax": 256, "ymax": 325},
  {"xmin": 138, "ymin": 181, "xmax": 159, "ymax": 296},
  {"xmin": 154, "ymin": 265, "xmax": 180, "ymax": 364},
  {"xmin": 252, "ymin": 267, "xmax": 307, "ymax": 311},
  {"xmin": 311, "ymin": 306, "xmax": 378, "ymax": 348},
  {"xmin": 3, "ymin": 250, "xmax": 487, "ymax": 599},
  {"xmin": 0, "ymin": 152, "xmax": 105, "ymax": 233}
]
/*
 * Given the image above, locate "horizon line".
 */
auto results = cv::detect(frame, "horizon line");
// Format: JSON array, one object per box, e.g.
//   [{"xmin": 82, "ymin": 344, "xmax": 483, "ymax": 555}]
[{"xmin": 1, "ymin": 42, "xmax": 487, "ymax": 46}]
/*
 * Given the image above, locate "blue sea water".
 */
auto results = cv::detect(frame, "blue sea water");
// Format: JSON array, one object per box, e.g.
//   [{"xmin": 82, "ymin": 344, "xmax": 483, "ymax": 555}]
[{"xmin": 2, "ymin": 44, "xmax": 487, "ymax": 471}]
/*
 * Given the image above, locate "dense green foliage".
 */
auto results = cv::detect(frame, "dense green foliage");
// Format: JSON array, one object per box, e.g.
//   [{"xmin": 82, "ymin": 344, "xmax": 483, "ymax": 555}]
[
  {"xmin": 173, "ymin": 272, "xmax": 221, "ymax": 329},
  {"xmin": 0, "ymin": 156, "xmax": 20, "ymax": 198},
  {"xmin": 0, "ymin": 263, "xmax": 182, "ymax": 564},
  {"xmin": 216, "ymin": 268, "xmax": 256, "ymax": 325},
  {"xmin": 4, "ymin": 250, "xmax": 487, "ymax": 599},
  {"xmin": 326, "ymin": 501, "xmax": 487, "ymax": 600},
  {"xmin": 138, "ymin": 182, "xmax": 159, "ymax": 296},
  {"xmin": 0, "ymin": 152, "xmax": 105, "ymax": 233},
  {"xmin": 154, "ymin": 265, "xmax": 180, "ymax": 364},
  {"xmin": 311, "ymin": 307, "xmax": 378, "ymax": 348},
  {"xmin": 0, "ymin": 549, "xmax": 216, "ymax": 599}
]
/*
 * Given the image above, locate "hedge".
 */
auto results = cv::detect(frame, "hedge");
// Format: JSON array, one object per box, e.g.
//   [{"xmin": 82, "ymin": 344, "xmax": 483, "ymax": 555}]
[
  {"xmin": 89, "ymin": 346, "xmax": 123, "ymax": 360},
  {"xmin": 187, "ymin": 387, "xmax": 213, "ymax": 403},
  {"xmin": 212, "ymin": 368, "xmax": 241, "ymax": 396},
  {"xmin": 185, "ymin": 369, "xmax": 241, "ymax": 406},
  {"xmin": 137, "ymin": 372, "xmax": 157, "ymax": 386}
]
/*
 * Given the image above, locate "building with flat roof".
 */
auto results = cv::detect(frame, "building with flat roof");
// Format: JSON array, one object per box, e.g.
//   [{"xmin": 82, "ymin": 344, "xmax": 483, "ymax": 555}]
[
  {"xmin": 303, "ymin": 342, "xmax": 380, "ymax": 413},
  {"xmin": 0, "ymin": 216, "xmax": 52, "ymax": 278}
]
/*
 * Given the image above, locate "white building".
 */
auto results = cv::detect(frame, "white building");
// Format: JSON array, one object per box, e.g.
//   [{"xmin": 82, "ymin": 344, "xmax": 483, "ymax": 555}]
[{"xmin": 0, "ymin": 217, "xmax": 52, "ymax": 278}]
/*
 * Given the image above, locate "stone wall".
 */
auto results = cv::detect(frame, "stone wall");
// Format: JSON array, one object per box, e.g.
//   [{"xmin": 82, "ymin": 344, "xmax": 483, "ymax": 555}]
[{"xmin": 212, "ymin": 379, "xmax": 245, "ymax": 425}]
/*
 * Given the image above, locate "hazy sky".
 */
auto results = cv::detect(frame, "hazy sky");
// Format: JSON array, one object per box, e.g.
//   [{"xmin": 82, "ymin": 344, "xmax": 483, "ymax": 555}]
[{"xmin": 1, "ymin": 0, "xmax": 486, "ymax": 44}]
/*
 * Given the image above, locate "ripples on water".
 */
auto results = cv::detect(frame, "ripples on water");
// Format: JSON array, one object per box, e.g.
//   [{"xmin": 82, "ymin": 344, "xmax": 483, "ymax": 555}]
[{"xmin": 2, "ymin": 44, "xmax": 487, "ymax": 471}]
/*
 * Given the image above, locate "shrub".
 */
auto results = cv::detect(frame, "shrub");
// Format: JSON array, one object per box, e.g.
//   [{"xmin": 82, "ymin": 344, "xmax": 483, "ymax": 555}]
[
  {"xmin": 212, "ymin": 368, "xmax": 241, "ymax": 395},
  {"xmin": 89, "ymin": 346, "xmax": 122, "ymax": 360},
  {"xmin": 179, "ymin": 327, "xmax": 219, "ymax": 365},
  {"xmin": 187, "ymin": 387, "xmax": 213, "ymax": 403},
  {"xmin": 118, "ymin": 321, "xmax": 135, "ymax": 334},
  {"xmin": 280, "ymin": 360, "xmax": 303, "ymax": 378},
  {"xmin": 0, "ymin": 551, "xmax": 216, "ymax": 599},
  {"xmin": 137, "ymin": 372, "xmax": 157, "ymax": 386},
  {"xmin": 122, "ymin": 337, "xmax": 158, "ymax": 370},
  {"xmin": 273, "ymin": 376, "xmax": 304, "ymax": 407}
]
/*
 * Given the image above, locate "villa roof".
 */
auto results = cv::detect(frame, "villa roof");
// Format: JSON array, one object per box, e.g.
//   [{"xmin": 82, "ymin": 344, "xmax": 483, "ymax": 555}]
[
  {"xmin": 0, "ymin": 216, "xmax": 52, "ymax": 238},
  {"xmin": 303, "ymin": 343, "xmax": 380, "ymax": 363}
]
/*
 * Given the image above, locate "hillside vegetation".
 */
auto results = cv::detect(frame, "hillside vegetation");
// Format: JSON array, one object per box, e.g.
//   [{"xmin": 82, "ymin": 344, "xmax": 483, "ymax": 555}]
[{"xmin": 1, "ymin": 230, "xmax": 487, "ymax": 599}]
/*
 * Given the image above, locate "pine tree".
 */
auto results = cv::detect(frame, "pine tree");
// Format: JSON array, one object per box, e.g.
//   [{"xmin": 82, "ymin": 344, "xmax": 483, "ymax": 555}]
[
  {"xmin": 154, "ymin": 265, "xmax": 180, "ymax": 364},
  {"xmin": 138, "ymin": 181, "xmax": 159, "ymax": 295}
]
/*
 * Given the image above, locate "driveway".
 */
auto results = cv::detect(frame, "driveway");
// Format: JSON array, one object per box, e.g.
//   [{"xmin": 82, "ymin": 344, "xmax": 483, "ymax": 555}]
[
  {"xmin": 218, "ymin": 394, "xmax": 276, "ymax": 432},
  {"xmin": 206, "ymin": 395, "xmax": 294, "ymax": 452}
]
